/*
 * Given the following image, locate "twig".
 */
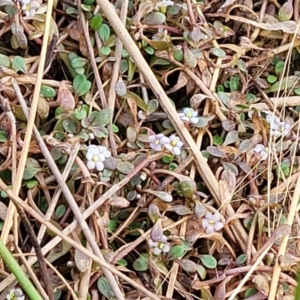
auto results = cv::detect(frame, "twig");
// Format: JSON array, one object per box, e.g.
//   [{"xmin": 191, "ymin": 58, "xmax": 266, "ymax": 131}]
[
  {"xmin": 106, "ymin": 0, "xmax": 128, "ymax": 157},
  {"xmin": 17, "ymin": 208, "xmax": 55, "ymax": 300},
  {"xmin": 78, "ymin": 0, "xmax": 107, "ymax": 109}
]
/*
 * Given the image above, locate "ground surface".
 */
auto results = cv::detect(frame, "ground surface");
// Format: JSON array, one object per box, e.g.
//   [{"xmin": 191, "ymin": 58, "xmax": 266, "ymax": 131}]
[{"xmin": 0, "ymin": 0, "xmax": 300, "ymax": 299}]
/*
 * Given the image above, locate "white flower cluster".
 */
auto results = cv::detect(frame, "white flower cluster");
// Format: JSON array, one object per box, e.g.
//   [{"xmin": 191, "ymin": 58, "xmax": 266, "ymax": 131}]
[
  {"xmin": 19, "ymin": 0, "xmax": 40, "ymax": 17},
  {"xmin": 178, "ymin": 108, "xmax": 199, "ymax": 124},
  {"xmin": 6, "ymin": 288, "xmax": 25, "ymax": 300},
  {"xmin": 149, "ymin": 134, "xmax": 183, "ymax": 155},
  {"xmin": 86, "ymin": 145, "xmax": 111, "ymax": 172},
  {"xmin": 266, "ymin": 114, "xmax": 291, "ymax": 138}
]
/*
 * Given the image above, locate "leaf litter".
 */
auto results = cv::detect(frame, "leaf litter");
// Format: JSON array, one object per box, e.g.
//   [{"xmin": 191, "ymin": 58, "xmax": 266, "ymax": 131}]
[{"xmin": 0, "ymin": 0, "xmax": 300, "ymax": 299}]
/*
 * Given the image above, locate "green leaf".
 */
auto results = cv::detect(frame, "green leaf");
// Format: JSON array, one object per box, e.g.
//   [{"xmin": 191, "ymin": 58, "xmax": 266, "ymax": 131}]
[
  {"xmin": 13, "ymin": 56, "xmax": 27, "ymax": 73},
  {"xmin": 236, "ymin": 254, "xmax": 247, "ymax": 265},
  {"xmin": 197, "ymin": 265, "xmax": 206, "ymax": 280},
  {"xmin": 89, "ymin": 13, "xmax": 103, "ymax": 30},
  {"xmin": 120, "ymin": 59, "xmax": 128, "ymax": 74},
  {"xmin": 200, "ymin": 255, "xmax": 217, "ymax": 269},
  {"xmin": 0, "ymin": 54, "xmax": 11, "ymax": 68},
  {"xmin": 117, "ymin": 161, "xmax": 135, "ymax": 175},
  {"xmin": 210, "ymin": 47, "xmax": 226, "ymax": 58},
  {"xmin": 168, "ymin": 245, "xmax": 186, "ymax": 260},
  {"xmin": 23, "ymin": 165, "xmax": 40, "ymax": 180},
  {"xmin": 275, "ymin": 61, "xmax": 284, "ymax": 75},
  {"xmin": 71, "ymin": 57, "xmax": 89, "ymax": 68},
  {"xmin": 66, "ymin": 7, "xmax": 77, "ymax": 14},
  {"xmin": 40, "ymin": 85, "xmax": 56, "ymax": 98},
  {"xmin": 50, "ymin": 148, "xmax": 62, "ymax": 161},
  {"xmin": 244, "ymin": 287, "xmax": 258, "ymax": 298},
  {"xmin": 100, "ymin": 46, "xmax": 111, "ymax": 56},
  {"xmin": 26, "ymin": 179, "xmax": 38, "ymax": 189},
  {"xmin": 55, "ymin": 205, "xmax": 66, "ymax": 219},
  {"xmin": 143, "ymin": 12, "xmax": 166, "ymax": 25},
  {"xmin": 0, "ymin": 130, "xmax": 8, "ymax": 142},
  {"xmin": 73, "ymin": 104, "xmax": 88, "ymax": 120},
  {"xmin": 81, "ymin": 4, "xmax": 92, "ymax": 11},
  {"xmin": 144, "ymin": 46, "xmax": 154, "ymax": 55},
  {"xmin": 5, "ymin": 4, "xmax": 16, "ymax": 16},
  {"xmin": 223, "ymin": 130, "xmax": 239, "ymax": 146},
  {"xmin": 98, "ymin": 23, "xmax": 110, "ymax": 43},
  {"xmin": 145, "ymin": 189, "xmax": 173, "ymax": 202},
  {"xmin": 175, "ymin": 259, "xmax": 197, "ymax": 273},
  {"xmin": 111, "ymin": 124, "xmax": 119, "ymax": 133},
  {"xmin": 133, "ymin": 254, "xmax": 149, "ymax": 271},
  {"xmin": 73, "ymin": 74, "xmax": 91, "ymax": 97},
  {"xmin": 147, "ymin": 99, "xmax": 159, "ymax": 115},
  {"xmin": 173, "ymin": 49, "xmax": 184, "ymax": 62},
  {"xmin": 97, "ymin": 277, "xmax": 115, "ymax": 299},
  {"xmin": 117, "ymin": 258, "xmax": 127, "ymax": 267},
  {"xmin": 267, "ymin": 75, "xmax": 277, "ymax": 83},
  {"xmin": 213, "ymin": 134, "xmax": 223, "ymax": 145},
  {"xmin": 62, "ymin": 118, "xmax": 77, "ymax": 134}
]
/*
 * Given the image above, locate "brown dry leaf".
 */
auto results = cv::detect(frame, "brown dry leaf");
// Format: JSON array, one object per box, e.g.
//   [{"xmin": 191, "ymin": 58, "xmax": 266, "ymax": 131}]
[
  {"xmin": 251, "ymin": 110, "xmax": 263, "ymax": 135},
  {"xmin": 252, "ymin": 274, "xmax": 270, "ymax": 296},
  {"xmin": 37, "ymin": 97, "xmax": 49, "ymax": 119},
  {"xmin": 57, "ymin": 81, "xmax": 75, "ymax": 113},
  {"xmin": 214, "ymin": 275, "xmax": 234, "ymax": 300},
  {"xmin": 106, "ymin": 197, "xmax": 130, "ymax": 208},
  {"xmin": 166, "ymin": 71, "xmax": 188, "ymax": 94},
  {"xmin": 220, "ymin": 170, "xmax": 236, "ymax": 193},
  {"xmin": 79, "ymin": 34, "xmax": 89, "ymax": 58},
  {"xmin": 190, "ymin": 93, "xmax": 207, "ymax": 110}
]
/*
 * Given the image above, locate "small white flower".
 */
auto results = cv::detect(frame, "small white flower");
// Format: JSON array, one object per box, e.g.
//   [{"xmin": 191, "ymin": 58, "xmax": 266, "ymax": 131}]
[
  {"xmin": 148, "ymin": 234, "xmax": 170, "ymax": 255},
  {"xmin": 86, "ymin": 145, "xmax": 111, "ymax": 172},
  {"xmin": 21, "ymin": 0, "xmax": 40, "ymax": 17},
  {"xmin": 178, "ymin": 108, "xmax": 199, "ymax": 124},
  {"xmin": 164, "ymin": 135, "xmax": 183, "ymax": 155},
  {"xmin": 272, "ymin": 121, "xmax": 291, "ymax": 138},
  {"xmin": 265, "ymin": 113, "xmax": 291, "ymax": 138},
  {"xmin": 149, "ymin": 133, "xmax": 170, "ymax": 152},
  {"xmin": 6, "ymin": 288, "xmax": 25, "ymax": 300},
  {"xmin": 202, "ymin": 212, "xmax": 224, "ymax": 234},
  {"xmin": 253, "ymin": 144, "xmax": 268, "ymax": 161}
]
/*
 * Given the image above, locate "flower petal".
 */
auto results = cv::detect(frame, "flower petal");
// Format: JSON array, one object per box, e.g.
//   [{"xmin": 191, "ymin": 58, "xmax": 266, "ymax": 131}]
[
  {"xmin": 162, "ymin": 243, "xmax": 170, "ymax": 253},
  {"xmin": 205, "ymin": 225, "xmax": 215, "ymax": 234},
  {"xmin": 96, "ymin": 161, "xmax": 104, "ymax": 171},
  {"xmin": 212, "ymin": 213, "xmax": 221, "ymax": 222},
  {"xmin": 153, "ymin": 247, "xmax": 162, "ymax": 256},
  {"xmin": 87, "ymin": 161, "xmax": 95, "ymax": 170},
  {"xmin": 172, "ymin": 147, "xmax": 181, "ymax": 155},
  {"xmin": 214, "ymin": 221, "xmax": 224, "ymax": 231},
  {"xmin": 205, "ymin": 212, "xmax": 213, "ymax": 220}
]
